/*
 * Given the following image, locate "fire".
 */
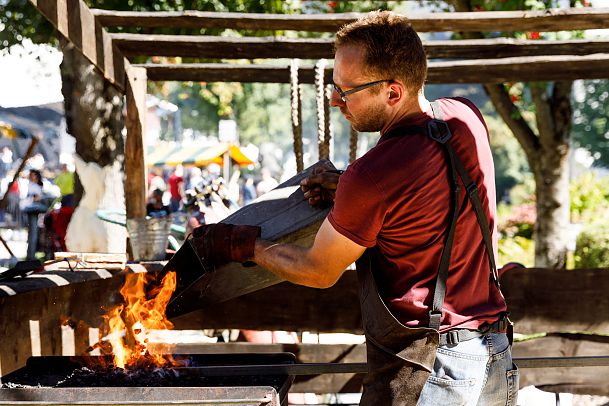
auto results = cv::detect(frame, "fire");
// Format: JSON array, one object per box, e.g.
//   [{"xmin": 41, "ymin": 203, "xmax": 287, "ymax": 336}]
[{"xmin": 101, "ymin": 271, "xmax": 178, "ymax": 369}]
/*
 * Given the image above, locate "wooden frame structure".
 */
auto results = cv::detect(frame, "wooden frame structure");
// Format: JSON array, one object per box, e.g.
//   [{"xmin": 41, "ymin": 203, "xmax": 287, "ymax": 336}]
[
  {"xmin": 16, "ymin": 1, "xmax": 609, "ymax": 395},
  {"xmin": 26, "ymin": 0, "xmax": 609, "ymax": 219}
]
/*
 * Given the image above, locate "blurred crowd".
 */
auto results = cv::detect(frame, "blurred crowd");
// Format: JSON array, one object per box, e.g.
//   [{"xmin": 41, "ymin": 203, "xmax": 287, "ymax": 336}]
[
  {"xmin": 0, "ymin": 144, "xmax": 282, "ymax": 260},
  {"xmin": 146, "ymin": 163, "xmax": 279, "ymax": 236},
  {"xmin": 0, "ymin": 148, "xmax": 75, "ymax": 258}
]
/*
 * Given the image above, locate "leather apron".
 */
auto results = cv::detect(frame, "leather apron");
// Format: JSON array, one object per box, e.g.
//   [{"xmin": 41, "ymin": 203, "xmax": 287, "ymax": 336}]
[{"xmin": 356, "ymin": 249, "xmax": 439, "ymax": 406}]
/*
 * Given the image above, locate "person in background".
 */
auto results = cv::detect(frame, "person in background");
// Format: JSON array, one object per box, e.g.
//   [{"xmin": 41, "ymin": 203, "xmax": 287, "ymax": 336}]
[
  {"xmin": 148, "ymin": 166, "xmax": 166, "ymax": 195},
  {"xmin": 241, "ymin": 176, "xmax": 257, "ymax": 206},
  {"xmin": 21, "ymin": 169, "xmax": 45, "ymax": 213},
  {"xmin": 188, "ymin": 166, "xmax": 204, "ymax": 191},
  {"xmin": 0, "ymin": 146, "xmax": 12, "ymax": 178},
  {"xmin": 168, "ymin": 165, "xmax": 184, "ymax": 212},
  {"xmin": 54, "ymin": 163, "xmax": 75, "ymax": 207},
  {"xmin": 183, "ymin": 193, "xmax": 206, "ymax": 237},
  {"xmin": 255, "ymin": 167, "xmax": 279, "ymax": 197},
  {"xmin": 146, "ymin": 188, "xmax": 171, "ymax": 218},
  {"xmin": 22, "ymin": 169, "xmax": 48, "ymax": 260}
]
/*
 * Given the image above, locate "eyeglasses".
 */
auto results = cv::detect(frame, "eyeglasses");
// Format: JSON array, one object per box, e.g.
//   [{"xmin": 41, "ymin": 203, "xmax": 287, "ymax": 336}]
[{"xmin": 332, "ymin": 79, "xmax": 391, "ymax": 102}]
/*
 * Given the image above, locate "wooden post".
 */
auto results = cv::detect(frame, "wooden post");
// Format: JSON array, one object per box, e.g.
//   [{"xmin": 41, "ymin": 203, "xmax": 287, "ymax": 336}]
[{"xmin": 124, "ymin": 62, "xmax": 148, "ymax": 219}]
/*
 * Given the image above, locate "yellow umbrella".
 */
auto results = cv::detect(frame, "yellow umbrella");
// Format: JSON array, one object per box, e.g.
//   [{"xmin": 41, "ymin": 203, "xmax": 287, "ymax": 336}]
[
  {"xmin": 0, "ymin": 121, "xmax": 24, "ymax": 139},
  {"xmin": 193, "ymin": 143, "xmax": 255, "ymax": 167},
  {"xmin": 228, "ymin": 144, "xmax": 255, "ymax": 166}
]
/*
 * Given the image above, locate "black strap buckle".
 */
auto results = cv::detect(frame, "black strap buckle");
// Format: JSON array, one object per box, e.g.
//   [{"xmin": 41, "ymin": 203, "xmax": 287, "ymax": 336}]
[
  {"xmin": 427, "ymin": 119, "xmax": 452, "ymax": 144},
  {"xmin": 445, "ymin": 330, "xmax": 460, "ymax": 345},
  {"xmin": 466, "ymin": 183, "xmax": 479, "ymax": 197}
]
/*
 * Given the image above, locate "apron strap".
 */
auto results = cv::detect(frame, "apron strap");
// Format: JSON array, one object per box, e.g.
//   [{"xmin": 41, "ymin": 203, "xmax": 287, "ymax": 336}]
[
  {"xmin": 426, "ymin": 101, "xmax": 500, "ymax": 330},
  {"xmin": 383, "ymin": 103, "xmax": 501, "ymax": 331},
  {"xmin": 429, "ymin": 101, "xmax": 499, "ymax": 289}
]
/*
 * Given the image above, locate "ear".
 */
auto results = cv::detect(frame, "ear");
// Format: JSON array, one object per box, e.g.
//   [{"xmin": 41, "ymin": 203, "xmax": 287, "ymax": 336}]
[{"xmin": 387, "ymin": 82, "xmax": 405, "ymax": 106}]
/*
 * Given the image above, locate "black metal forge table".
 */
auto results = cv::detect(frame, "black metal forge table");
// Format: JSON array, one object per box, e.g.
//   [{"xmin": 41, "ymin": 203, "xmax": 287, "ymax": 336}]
[{"xmin": 0, "ymin": 353, "xmax": 297, "ymax": 406}]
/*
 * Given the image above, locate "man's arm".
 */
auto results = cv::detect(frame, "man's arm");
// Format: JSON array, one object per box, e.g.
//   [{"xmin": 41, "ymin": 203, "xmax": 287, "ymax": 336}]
[{"xmin": 253, "ymin": 218, "xmax": 366, "ymax": 289}]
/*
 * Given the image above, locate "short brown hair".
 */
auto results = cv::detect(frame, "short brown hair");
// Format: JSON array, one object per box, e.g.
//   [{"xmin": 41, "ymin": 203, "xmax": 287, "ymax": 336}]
[{"xmin": 335, "ymin": 11, "xmax": 427, "ymax": 94}]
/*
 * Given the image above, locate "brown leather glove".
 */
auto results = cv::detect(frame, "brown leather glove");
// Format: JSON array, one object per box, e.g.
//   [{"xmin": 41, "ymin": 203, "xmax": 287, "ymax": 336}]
[
  {"xmin": 300, "ymin": 163, "xmax": 343, "ymax": 207},
  {"xmin": 190, "ymin": 223, "xmax": 261, "ymax": 267}
]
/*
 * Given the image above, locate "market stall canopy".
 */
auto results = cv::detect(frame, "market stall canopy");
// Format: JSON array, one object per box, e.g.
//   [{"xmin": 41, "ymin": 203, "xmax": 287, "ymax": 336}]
[
  {"xmin": 147, "ymin": 142, "xmax": 255, "ymax": 167},
  {"xmin": 0, "ymin": 121, "xmax": 32, "ymax": 139}
]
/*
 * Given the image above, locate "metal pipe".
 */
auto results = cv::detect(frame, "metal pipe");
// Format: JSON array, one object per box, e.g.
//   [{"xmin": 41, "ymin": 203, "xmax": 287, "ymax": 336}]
[
  {"xmin": 173, "ymin": 362, "xmax": 368, "ymax": 376},
  {"xmin": 514, "ymin": 355, "xmax": 609, "ymax": 369}
]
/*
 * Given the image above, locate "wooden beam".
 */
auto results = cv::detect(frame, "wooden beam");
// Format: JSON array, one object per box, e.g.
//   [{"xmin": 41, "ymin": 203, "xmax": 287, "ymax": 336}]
[
  {"xmin": 502, "ymin": 267, "xmax": 609, "ymax": 335},
  {"xmin": 170, "ymin": 270, "xmax": 362, "ymax": 333},
  {"xmin": 141, "ymin": 63, "xmax": 329, "ymax": 84},
  {"xmin": 112, "ymin": 34, "xmax": 334, "ymax": 59},
  {"xmin": 124, "ymin": 62, "xmax": 148, "ymax": 220},
  {"xmin": 171, "ymin": 266, "xmax": 609, "ymax": 335},
  {"xmin": 514, "ymin": 333, "xmax": 609, "ymax": 396},
  {"xmin": 92, "ymin": 8, "xmax": 609, "ymax": 33},
  {"xmin": 112, "ymin": 34, "xmax": 609, "ymax": 60},
  {"xmin": 29, "ymin": 0, "xmax": 125, "ymax": 91},
  {"xmin": 138, "ymin": 54, "xmax": 609, "ymax": 84},
  {"xmin": 428, "ymin": 54, "xmax": 609, "ymax": 83}
]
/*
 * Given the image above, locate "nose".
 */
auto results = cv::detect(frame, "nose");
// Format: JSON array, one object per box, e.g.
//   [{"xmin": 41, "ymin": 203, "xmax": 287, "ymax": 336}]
[{"xmin": 330, "ymin": 88, "xmax": 344, "ymax": 107}]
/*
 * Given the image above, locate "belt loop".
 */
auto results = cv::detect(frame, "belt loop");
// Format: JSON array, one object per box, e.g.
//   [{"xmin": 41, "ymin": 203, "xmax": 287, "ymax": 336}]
[{"xmin": 429, "ymin": 311, "xmax": 442, "ymax": 331}]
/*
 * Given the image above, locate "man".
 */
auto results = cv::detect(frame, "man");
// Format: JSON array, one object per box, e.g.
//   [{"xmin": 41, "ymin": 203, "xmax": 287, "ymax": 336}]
[
  {"xmin": 54, "ymin": 163, "xmax": 75, "ymax": 207},
  {"xmin": 167, "ymin": 165, "xmax": 184, "ymax": 212},
  {"xmin": 183, "ymin": 11, "xmax": 518, "ymax": 405}
]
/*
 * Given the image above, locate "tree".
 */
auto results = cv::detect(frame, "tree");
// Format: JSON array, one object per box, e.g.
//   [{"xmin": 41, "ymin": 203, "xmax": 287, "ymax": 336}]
[{"xmin": 441, "ymin": 0, "xmax": 590, "ymax": 269}]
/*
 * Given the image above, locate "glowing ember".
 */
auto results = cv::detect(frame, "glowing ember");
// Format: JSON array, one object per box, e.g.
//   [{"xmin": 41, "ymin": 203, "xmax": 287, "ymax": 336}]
[{"xmin": 101, "ymin": 271, "xmax": 177, "ymax": 369}]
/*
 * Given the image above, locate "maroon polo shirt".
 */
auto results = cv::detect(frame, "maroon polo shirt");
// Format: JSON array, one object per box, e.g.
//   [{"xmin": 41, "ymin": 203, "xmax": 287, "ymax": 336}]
[{"xmin": 328, "ymin": 97, "xmax": 506, "ymax": 332}]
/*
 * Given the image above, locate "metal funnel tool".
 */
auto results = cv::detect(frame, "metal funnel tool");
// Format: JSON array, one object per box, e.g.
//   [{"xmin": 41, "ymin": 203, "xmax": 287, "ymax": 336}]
[{"xmin": 161, "ymin": 159, "xmax": 336, "ymax": 319}]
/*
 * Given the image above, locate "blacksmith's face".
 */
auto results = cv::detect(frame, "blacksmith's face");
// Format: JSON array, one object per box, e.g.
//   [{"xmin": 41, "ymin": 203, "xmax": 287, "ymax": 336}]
[{"xmin": 331, "ymin": 45, "xmax": 389, "ymax": 133}]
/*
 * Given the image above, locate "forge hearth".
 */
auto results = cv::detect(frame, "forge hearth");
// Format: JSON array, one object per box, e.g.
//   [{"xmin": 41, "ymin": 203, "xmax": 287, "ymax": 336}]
[{"xmin": 0, "ymin": 353, "xmax": 295, "ymax": 406}]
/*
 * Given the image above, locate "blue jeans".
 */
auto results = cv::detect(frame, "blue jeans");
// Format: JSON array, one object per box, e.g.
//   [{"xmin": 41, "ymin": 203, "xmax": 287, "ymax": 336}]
[{"xmin": 417, "ymin": 333, "xmax": 519, "ymax": 406}]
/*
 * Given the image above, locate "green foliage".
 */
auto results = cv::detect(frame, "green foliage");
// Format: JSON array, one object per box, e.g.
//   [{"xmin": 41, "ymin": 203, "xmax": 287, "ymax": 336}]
[
  {"xmin": 0, "ymin": 0, "xmax": 55, "ymax": 47},
  {"xmin": 484, "ymin": 112, "xmax": 531, "ymax": 200},
  {"xmin": 498, "ymin": 236, "xmax": 534, "ymax": 268},
  {"xmin": 574, "ymin": 223, "xmax": 609, "ymax": 268},
  {"xmin": 234, "ymin": 82, "xmax": 291, "ymax": 147},
  {"xmin": 570, "ymin": 172, "xmax": 609, "ymax": 223},
  {"xmin": 572, "ymin": 80, "xmax": 609, "ymax": 168}
]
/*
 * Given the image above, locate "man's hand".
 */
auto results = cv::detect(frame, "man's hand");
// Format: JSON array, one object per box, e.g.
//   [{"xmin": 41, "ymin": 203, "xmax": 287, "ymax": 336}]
[
  {"xmin": 190, "ymin": 223, "xmax": 261, "ymax": 267},
  {"xmin": 300, "ymin": 162, "xmax": 344, "ymax": 207}
]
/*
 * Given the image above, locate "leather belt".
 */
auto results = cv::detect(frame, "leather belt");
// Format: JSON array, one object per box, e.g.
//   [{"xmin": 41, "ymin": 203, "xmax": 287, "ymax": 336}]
[{"xmin": 439, "ymin": 316, "xmax": 509, "ymax": 346}]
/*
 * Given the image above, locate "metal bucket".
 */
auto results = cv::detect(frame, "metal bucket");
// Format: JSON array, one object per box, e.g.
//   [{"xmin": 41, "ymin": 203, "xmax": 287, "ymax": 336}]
[{"xmin": 126, "ymin": 216, "xmax": 172, "ymax": 261}]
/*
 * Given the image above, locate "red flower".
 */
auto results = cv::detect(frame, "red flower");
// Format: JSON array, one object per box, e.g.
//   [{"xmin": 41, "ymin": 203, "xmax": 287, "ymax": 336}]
[
  {"xmin": 527, "ymin": 32, "xmax": 540, "ymax": 40},
  {"xmin": 510, "ymin": 94, "xmax": 519, "ymax": 103}
]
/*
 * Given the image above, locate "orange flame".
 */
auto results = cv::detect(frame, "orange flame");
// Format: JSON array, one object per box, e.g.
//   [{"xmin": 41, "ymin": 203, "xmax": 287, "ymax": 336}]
[{"xmin": 101, "ymin": 271, "xmax": 177, "ymax": 369}]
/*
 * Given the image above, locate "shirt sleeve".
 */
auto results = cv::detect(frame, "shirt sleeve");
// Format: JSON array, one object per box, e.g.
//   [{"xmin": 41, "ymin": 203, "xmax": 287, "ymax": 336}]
[{"xmin": 327, "ymin": 162, "xmax": 387, "ymax": 248}]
